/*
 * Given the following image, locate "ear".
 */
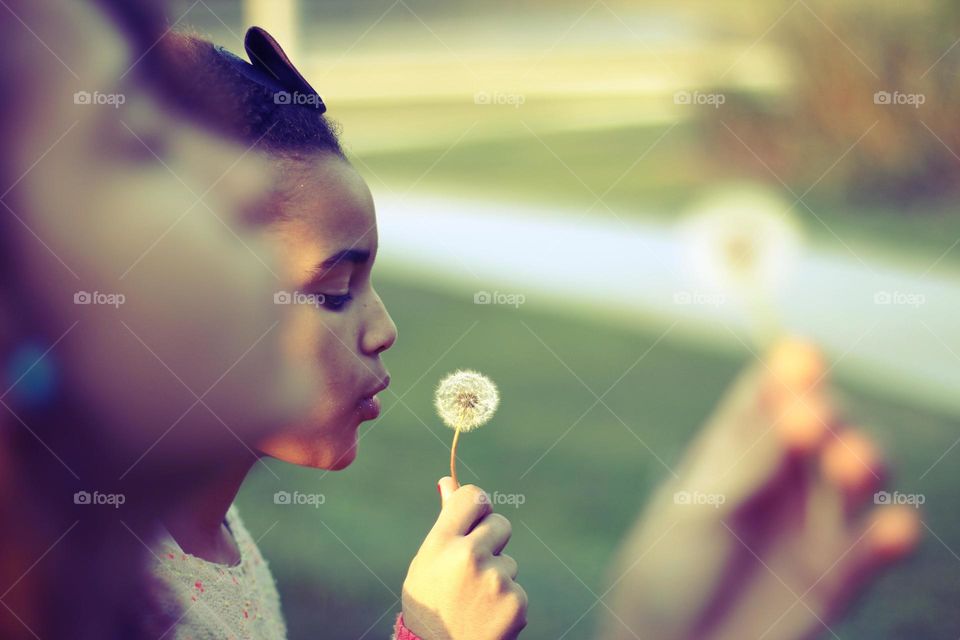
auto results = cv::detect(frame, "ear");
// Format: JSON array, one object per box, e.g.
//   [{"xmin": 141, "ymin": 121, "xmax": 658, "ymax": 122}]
[{"xmin": 244, "ymin": 26, "xmax": 326, "ymax": 113}]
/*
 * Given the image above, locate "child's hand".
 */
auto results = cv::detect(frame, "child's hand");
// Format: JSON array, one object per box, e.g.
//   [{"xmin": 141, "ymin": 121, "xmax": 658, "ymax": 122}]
[{"xmin": 401, "ymin": 477, "xmax": 528, "ymax": 640}]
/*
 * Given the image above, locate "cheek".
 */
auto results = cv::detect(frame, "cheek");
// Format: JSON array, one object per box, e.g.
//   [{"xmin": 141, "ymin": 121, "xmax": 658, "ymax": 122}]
[{"xmin": 285, "ymin": 309, "xmax": 360, "ymax": 408}]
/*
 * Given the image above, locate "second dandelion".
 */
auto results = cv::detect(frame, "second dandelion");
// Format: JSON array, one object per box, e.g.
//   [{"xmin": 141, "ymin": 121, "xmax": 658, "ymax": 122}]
[{"xmin": 434, "ymin": 369, "xmax": 499, "ymax": 488}]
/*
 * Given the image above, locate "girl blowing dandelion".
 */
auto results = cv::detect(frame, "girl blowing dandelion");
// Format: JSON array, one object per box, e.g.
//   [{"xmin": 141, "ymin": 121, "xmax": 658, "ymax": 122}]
[{"xmin": 149, "ymin": 27, "xmax": 527, "ymax": 640}]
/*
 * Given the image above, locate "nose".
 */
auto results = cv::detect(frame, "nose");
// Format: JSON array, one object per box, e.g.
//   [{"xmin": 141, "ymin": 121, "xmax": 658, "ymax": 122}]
[{"xmin": 360, "ymin": 289, "xmax": 397, "ymax": 356}]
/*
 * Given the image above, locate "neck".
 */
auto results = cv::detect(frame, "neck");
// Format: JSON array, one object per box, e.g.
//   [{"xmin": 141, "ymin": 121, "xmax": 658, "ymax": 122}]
[{"xmin": 163, "ymin": 457, "xmax": 257, "ymax": 564}]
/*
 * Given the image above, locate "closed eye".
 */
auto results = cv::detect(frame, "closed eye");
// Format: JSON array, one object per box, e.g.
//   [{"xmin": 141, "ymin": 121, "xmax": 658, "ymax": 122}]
[{"xmin": 319, "ymin": 293, "xmax": 352, "ymax": 312}]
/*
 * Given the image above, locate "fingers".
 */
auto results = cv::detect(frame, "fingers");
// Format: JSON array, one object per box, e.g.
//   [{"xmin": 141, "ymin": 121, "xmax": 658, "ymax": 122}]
[
  {"xmin": 676, "ymin": 341, "xmax": 826, "ymax": 501},
  {"xmin": 820, "ymin": 428, "xmax": 885, "ymax": 510},
  {"xmin": 776, "ymin": 393, "xmax": 834, "ymax": 454},
  {"xmin": 818, "ymin": 430, "xmax": 918, "ymax": 593},
  {"xmin": 763, "ymin": 339, "xmax": 834, "ymax": 454},
  {"xmin": 832, "ymin": 504, "xmax": 921, "ymax": 600},
  {"xmin": 489, "ymin": 553, "xmax": 519, "ymax": 580},
  {"xmin": 692, "ymin": 337, "xmax": 828, "ymax": 452},
  {"xmin": 410, "ymin": 480, "xmax": 526, "ymax": 640},
  {"xmin": 506, "ymin": 583, "xmax": 529, "ymax": 638},
  {"xmin": 438, "ymin": 476, "xmax": 458, "ymax": 506},
  {"xmin": 864, "ymin": 505, "xmax": 921, "ymax": 563},
  {"xmin": 470, "ymin": 512, "xmax": 513, "ymax": 556},
  {"xmin": 432, "ymin": 480, "xmax": 492, "ymax": 537},
  {"xmin": 765, "ymin": 337, "xmax": 826, "ymax": 401},
  {"xmin": 496, "ymin": 581, "xmax": 529, "ymax": 640}
]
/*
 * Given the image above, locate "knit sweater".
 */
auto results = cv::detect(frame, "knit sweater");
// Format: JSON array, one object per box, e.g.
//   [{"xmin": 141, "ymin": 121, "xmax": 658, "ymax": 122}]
[
  {"xmin": 151, "ymin": 505, "xmax": 422, "ymax": 640},
  {"xmin": 151, "ymin": 505, "xmax": 287, "ymax": 639}
]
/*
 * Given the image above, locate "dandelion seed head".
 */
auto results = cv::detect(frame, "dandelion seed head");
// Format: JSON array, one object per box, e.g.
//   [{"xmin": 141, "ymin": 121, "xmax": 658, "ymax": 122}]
[
  {"xmin": 681, "ymin": 185, "xmax": 802, "ymax": 294},
  {"xmin": 434, "ymin": 369, "xmax": 499, "ymax": 432}
]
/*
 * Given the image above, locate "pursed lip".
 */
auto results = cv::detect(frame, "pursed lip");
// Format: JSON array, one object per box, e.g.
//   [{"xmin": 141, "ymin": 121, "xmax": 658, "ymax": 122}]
[
  {"xmin": 357, "ymin": 374, "xmax": 390, "ymax": 421},
  {"xmin": 365, "ymin": 374, "xmax": 391, "ymax": 399}
]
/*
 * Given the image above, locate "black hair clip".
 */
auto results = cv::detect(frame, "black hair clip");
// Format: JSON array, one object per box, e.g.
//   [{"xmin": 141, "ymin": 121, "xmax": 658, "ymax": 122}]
[{"xmin": 214, "ymin": 26, "xmax": 326, "ymax": 113}]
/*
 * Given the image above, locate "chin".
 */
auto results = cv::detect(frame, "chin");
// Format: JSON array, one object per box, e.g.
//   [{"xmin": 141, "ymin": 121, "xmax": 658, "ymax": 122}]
[
  {"xmin": 324, "ymin": 439, "xmax": 357, "ymax": 470},
  {"xmin": 257, "ymin": 428, "xmax": 358, "ymax": 471}
]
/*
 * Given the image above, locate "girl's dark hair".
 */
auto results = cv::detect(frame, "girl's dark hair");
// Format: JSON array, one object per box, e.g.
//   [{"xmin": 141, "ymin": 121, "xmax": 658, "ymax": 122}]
[{"xmin": 157, "ymin": 32, "xmax": 344, "ymax": 158}]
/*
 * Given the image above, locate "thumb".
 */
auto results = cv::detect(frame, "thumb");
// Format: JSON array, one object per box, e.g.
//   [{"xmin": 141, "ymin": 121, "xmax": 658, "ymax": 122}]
[{"xmin": 437, "ymin": 476, "xmax": 457, "ymax": 508}]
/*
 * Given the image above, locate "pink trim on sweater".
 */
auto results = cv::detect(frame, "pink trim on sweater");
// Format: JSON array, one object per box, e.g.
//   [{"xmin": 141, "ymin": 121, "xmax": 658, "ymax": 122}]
[{"xmin": 393, "ymin": 613, "xmax": 422, "ymax": 640}]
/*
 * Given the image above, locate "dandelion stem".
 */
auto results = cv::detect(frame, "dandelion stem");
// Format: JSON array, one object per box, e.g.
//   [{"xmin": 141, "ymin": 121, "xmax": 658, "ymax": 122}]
[{"xmin": 450, "ymin": 424, "xmax": 462, "ymax": 488}]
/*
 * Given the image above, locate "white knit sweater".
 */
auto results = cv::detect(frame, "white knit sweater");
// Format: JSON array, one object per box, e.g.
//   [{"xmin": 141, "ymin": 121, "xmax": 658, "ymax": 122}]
[{"xmin": 151, "ymin": 506, "xmax": 288, "ymax": 640}]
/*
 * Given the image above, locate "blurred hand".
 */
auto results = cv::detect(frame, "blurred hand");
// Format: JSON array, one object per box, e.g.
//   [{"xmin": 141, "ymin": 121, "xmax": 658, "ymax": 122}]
[
  {"xmin": 599, "ymin": 340, "xmax": 919, "ymax": 640},
  {"xmin": 401, "ymin": 477, "xmax": 528, "ymax": 640}
]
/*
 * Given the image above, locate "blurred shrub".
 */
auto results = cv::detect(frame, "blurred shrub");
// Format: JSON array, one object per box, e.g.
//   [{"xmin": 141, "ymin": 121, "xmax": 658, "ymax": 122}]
[{"xmin": 701, "ymin": 0, "xmax": 960, "ymax": 207}]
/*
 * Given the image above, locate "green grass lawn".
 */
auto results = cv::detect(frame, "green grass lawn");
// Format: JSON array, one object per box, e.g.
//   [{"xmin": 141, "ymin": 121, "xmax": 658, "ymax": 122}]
[
  {"xmin": 237, "ymin": 277, "xmax": 960, "ymax": 640},
  {"xmin": 354, "ymin": 123, "xmax": 960, "ymax": 267}
]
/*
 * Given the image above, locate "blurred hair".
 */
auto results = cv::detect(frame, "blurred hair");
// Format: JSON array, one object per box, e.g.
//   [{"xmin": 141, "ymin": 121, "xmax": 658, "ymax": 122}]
[
  {"xmin": 0, "ymin": 9, "xmax": 344, "ymax": 640},
  {"xmin": 92, "ymin": 0, "xmax": 167, "ymax": 52},
  {"xmin": 0, "ymin": 2, "xmax": 183, "ymax": 639}
]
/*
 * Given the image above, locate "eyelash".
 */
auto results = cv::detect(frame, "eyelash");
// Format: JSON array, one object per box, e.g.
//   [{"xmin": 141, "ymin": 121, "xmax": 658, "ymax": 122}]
[{"xmin": 319, "ymin": 293, "xmax": 352, "ymax": 312}]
